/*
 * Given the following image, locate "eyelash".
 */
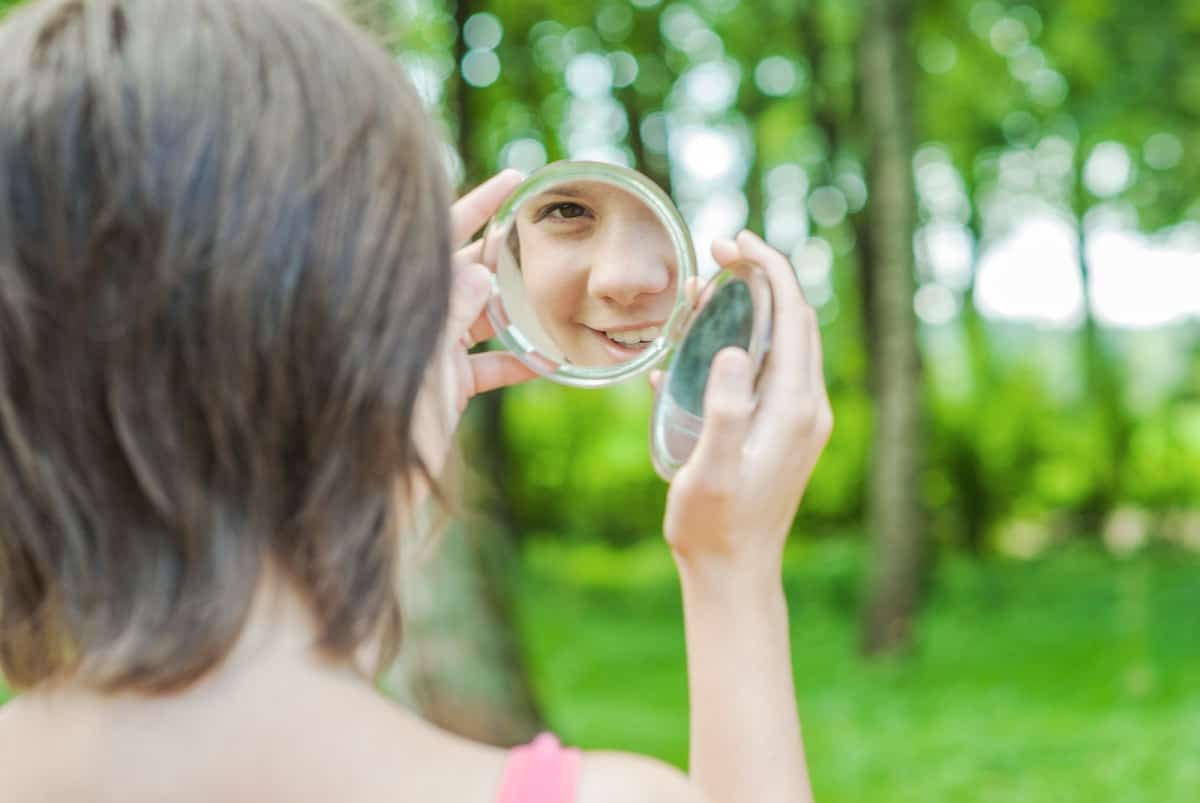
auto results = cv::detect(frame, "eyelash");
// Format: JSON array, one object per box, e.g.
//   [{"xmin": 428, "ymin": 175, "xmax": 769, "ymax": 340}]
[{"xmin": 534, "ymin": 202, "xmax": 593, "ymax": 223}]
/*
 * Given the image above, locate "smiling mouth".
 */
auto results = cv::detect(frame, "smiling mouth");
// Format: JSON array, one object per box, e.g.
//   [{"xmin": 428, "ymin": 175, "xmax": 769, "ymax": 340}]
[{"xmin": 585, "ymin": 323, "xmax": 663, "ymax": 350}]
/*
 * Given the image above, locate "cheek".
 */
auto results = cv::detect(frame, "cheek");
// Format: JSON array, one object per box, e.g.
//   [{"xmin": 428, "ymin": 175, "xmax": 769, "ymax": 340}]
[
  {"xmin": 652, "ymin": 230, "xmax": 679, "ymax": 310},
  {"xmin": 524, "ymin": 240, "xmax": 589, "ymax": 327},
  {"xmin": 661, "ymin": 235, "xmax": 678, "ymax": 281}
]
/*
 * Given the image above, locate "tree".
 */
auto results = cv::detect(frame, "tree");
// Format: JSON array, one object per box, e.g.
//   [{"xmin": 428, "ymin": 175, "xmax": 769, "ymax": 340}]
[{"xmin": 857, "ymin": 0, "xmax": 926, "ymax": 655}]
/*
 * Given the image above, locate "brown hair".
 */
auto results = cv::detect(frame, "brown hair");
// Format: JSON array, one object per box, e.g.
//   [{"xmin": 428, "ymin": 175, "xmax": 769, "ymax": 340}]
[{"xmin": 0, "ymin": 0, "xmax": 451, "ymax": 692}]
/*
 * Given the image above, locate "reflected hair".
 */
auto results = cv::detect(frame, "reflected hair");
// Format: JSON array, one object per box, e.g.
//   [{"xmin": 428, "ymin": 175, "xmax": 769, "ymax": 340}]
[
  {"xmin": 0, "ymin": 0, "xmax": 451, "ymax": 692},
  {"xmin": 507, "ymin": 224, "xmax": 522, "ymax": 265}
]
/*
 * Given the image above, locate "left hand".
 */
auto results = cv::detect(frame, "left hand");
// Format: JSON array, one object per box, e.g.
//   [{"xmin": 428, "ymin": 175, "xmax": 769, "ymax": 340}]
[{"xmin": 424, "ymin": 169, "xmax": 532, "ymax": 441}]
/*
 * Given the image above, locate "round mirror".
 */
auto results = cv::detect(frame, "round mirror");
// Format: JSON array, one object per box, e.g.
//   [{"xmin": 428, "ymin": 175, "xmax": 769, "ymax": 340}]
[
  {"xmin": 480, "ymin": 162, "xmax": 697, "ymax": 388},
  {"xmin": 649, "ymin": 261, "xmax": 773, "ymax": 481}
]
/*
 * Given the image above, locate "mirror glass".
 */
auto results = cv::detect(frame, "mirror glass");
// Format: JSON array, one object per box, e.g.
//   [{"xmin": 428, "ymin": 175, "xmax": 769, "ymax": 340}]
[
  {"xmin": 482, "ymin": 162, "xmax": 696, "ymax": 387},
  {"xmin": 650, "ymin": 262, "xmax": 773, "ymax": 481}
]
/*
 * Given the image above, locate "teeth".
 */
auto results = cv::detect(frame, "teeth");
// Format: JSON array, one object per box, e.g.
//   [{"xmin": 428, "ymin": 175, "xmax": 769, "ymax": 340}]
[{"xmin": 604, "ymin": 326, "xmax": 661, "ymax": 346}]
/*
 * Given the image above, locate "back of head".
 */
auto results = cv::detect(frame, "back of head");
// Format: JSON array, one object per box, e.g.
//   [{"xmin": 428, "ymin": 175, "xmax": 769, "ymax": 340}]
[{"xmin": 0, "ymin": 0, "xmax": 451, "ymax": 693}]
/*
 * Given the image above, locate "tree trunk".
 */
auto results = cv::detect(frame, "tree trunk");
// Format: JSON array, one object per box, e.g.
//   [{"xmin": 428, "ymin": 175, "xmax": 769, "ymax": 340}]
[
  {"xmin": 956, "ymin": 198, "xmax": 996, "ymax": 555},
  {"xmin": 1071, "ymin": 148, "xmax": 1130, "ymax": 538},
  {"xmin": 387, "ymin": 509, "xmax": 543, "ymax": 745},
  {"xmin": 376, "ymin": 0, "xmax": 544, "ymax": 745},
  {"xmin": 956, "ymin": 286, "xmax": 992, "ymax": 555},
  {"xmin": 857, "ymin": 0, "xmax": 926, "ymax": 656}
]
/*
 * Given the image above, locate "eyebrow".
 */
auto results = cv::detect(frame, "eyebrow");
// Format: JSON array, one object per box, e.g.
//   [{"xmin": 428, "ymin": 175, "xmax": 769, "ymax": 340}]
[{"xmin": 532, "ymin": 184, "xmax": 593, "ymax": 201}]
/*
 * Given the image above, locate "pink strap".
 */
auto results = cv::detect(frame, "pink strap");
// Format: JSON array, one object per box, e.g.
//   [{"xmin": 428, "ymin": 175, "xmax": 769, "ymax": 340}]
[{"xmin": 495, "ymin": 733, "xmax": 582, "ymax": 803}]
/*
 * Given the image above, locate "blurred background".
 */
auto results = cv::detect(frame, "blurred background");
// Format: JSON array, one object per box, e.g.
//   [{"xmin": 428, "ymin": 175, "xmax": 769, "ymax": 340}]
[{"xmin": 3, "ymin": 0, "xmax": 1199, "ymax": 800}]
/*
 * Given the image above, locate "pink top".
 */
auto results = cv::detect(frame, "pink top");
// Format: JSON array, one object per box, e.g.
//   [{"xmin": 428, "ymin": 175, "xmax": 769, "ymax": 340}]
[{"xmin": 494, "ymin": 733, "xmax": 582, "ymax": 803}]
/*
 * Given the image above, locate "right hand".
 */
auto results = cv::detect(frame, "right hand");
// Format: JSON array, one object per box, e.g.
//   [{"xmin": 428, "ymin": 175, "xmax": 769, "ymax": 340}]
[{"xmin": 659, "ymin": 231, "xmax": 833, "ymax": 583}]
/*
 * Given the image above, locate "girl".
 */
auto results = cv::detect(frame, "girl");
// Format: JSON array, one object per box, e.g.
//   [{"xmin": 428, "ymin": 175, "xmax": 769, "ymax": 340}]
[{"xmin": 0, "ymin": 1, "xmax": 833, "ymax": 802}]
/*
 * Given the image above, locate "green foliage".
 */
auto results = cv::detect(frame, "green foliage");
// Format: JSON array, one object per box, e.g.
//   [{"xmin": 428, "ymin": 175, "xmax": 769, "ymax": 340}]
[
  {"xmin": 2, "ymin": 0, "xmax": 1195, "ymax": 547},
  {"xmin": 460, "ymin": 0, "xmax": 1200, "ymax": 550},
  {"xmin": 503, "ymin": 381, "xmax": 667, "ymax": 544},
  {"xmin": 520, "ymin": 537, "xmax": 1200, "ymax": 801}
]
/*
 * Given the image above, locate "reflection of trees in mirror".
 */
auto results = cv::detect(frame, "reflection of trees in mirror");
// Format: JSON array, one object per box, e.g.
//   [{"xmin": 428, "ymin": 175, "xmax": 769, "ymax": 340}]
[{"xmin": 669, "ymin": 279, "xmax": 754, "ymax": 417}]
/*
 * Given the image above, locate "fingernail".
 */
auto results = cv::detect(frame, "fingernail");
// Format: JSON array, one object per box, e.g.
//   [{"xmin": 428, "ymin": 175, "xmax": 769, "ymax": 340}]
[
  {"xmin": 736, "ymin": 229, "xmax": 760, "ymax": 246},
  {"xmin": 712, "ymin": 237, "xmax": 736, "ymax": 250}
]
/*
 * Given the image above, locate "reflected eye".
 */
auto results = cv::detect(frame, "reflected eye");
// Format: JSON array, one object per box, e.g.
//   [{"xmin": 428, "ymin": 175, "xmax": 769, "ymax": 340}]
[{"xmin": 535, "ymin": 202, "xmax": 593, "ymax": 222}]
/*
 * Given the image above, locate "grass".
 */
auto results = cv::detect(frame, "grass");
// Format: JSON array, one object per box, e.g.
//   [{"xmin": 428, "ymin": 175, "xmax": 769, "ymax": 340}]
[
  {"xmin": 517, "ymin": 537, "xmax": 1200, "ymax": 803},
  {"xmin": 2, "ymin": 537, "xmax": 1195, "ymax": 801}
]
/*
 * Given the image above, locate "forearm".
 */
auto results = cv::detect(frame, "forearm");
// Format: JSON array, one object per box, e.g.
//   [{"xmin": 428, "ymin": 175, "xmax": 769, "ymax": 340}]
[{"xmin": 678, "ymin": 562, "xmax": 814, "ymax": 803}]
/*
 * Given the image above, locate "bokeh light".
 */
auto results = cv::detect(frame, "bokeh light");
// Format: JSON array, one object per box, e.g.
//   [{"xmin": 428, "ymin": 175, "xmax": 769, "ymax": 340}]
[
  {"xmin": 754, "ymin": 56, "xmax": 802, "ymax": 96},
  {"xmin": 462, "ymin": 12, "xmax": 502, "ymax": 50},
  {"xmin": 566, "ymin": 52, "xmax": 614, "ymax": 98},
  {"xmin": 461, "ymin": 49, "xmax": 500, "ymax": 87},
  {"xmin": 1084, "ymin": 141, "xmax": 1134, "ymax": 198},
  {"xmin": 500, "ymin": 138, "xmax": 548, "ymax": 174},
  {"xmin": 1144, "ymin": 133, "xmax": 1184, "ymax": 171}
]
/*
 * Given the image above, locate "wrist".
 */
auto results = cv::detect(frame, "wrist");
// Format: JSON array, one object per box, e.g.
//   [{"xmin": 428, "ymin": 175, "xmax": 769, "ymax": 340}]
[{"xmin": 674, "ymin": 550, "xmax": 785, "ymax": 609}]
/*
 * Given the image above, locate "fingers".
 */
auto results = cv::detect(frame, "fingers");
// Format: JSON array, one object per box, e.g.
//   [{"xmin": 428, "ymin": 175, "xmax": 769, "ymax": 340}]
[
  {"xmin": 453, "ymin": 238, "xmax": 484, "ymax": 270},
  {"xmin": 448, "ymin": 261, "xmax": 536, "ymax": 398},
  {"xmin": 446, "ymin": 262, "xmax": 492, "ymax": 342},
  {"xmin": 648, "ymin": 369, "xmax": 663, "ymax": 393},
  {"xmin": 450, "ymin": 169, "xmax": 524, "ymax": 247},
  {"xmin": 733, "ymin": 230, "xmax": 816, "ymax": 395},
  {"xmin": 466, "ymin": 310, "xmax": 496, "ymax": 347},
  {"xmin": 469, "ymin": 351, "xmax": 538, "ymax": 395},
  {"xmin": 710, "ymin": 237, "xmax": 740, "ymax": 267},
  {"xmin": 449, "ymin": 251, "xmax": 499, "ymax": 346},
  {"xmin": 710, "ymin": 231, "xmax": 831, "ymax": 462},
  {"xmin": 682, "ymin": 347, "xmax": 754, "ymax": 485},
  {"xmin": 746, "ymin": 231, "xmax": 828, "ymax": 408}
]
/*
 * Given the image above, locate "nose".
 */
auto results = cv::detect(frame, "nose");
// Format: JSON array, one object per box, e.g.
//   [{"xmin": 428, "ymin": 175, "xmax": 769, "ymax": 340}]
[{"xmin": 586, "ymin": 218, "xmax": 673, "ymax": 306}]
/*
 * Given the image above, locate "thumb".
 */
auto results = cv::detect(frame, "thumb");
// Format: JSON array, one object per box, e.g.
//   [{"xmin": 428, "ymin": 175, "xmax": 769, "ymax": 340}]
[{"xmin": 683, "ymin": 347, "xmax": 754, "ymax": 480}]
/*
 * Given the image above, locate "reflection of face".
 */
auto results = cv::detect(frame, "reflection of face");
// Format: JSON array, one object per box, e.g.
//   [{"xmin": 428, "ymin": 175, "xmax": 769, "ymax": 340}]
[{"xmin": 513, "ymin": 182, "xmax": 677, "ymax": 366}]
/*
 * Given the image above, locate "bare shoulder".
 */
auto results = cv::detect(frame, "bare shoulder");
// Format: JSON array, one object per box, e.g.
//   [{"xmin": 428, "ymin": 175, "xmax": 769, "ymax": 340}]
[
  {"xmin": 0, "ymin": 694, "xmax": 41, "ymax": 748},
  {"xmin": 576, "ymin": 750, "xmax": 709, "ymax": 803},
  {"xmin": 0, "ymin": 697, "xmax": 54, "ymax": 802}
]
